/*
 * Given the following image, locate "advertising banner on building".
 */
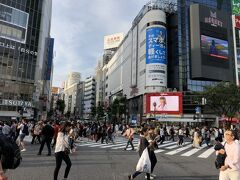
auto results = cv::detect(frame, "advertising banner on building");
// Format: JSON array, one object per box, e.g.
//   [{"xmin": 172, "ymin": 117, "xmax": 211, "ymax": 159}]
[
  {"xmin": 235, "ymin": 15, "xmax": 240, "ymax": 29},
  {"xmin": 45, "ymin": 38, "xmax": 54, "ymax": 80},
  {"xmin": 145, "ymin": 92, "xmax": 182, "ymax": 115},
  {"xmin": 146, "ymin": 27, "xmax": 167, "ymax": 87},
  {"xmin": 104, "ymin": 33, "xmax": 124, "ymax": 50},
  {"xmin": 232, "ymin": 0, "xmax": 240, "ymax": 15}
]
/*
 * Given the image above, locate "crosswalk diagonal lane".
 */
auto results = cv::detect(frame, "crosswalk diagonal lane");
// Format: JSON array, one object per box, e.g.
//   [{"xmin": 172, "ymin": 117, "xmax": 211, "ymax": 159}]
[
  {"xmin": 154, "ymin": 149, "xmax": 165, "ymax": 154},
  {"xmin": 181, "ymin": 144, "xmax": 207, "ymax": 157},
  {"xmin": 165, "ymin": 144, "xmax": 193, "ymax": 155},
  {"xmin": 157, "ymin": 141, "xmax": 178, "ymax": 148},
  {"xmin": 111, "ymin": 143, "xmax": 138, "ymax": 150},
  {"xmin": 100, "ymin": 143, "xmax": 128, "ymax": 148},
  {"xmin": 165, "ymin": 142, "xmax": 191, "ymax": 149},
  {"xmin": 198, "ymin": 146, "xmax": 215, "ymax": 158},
  {"xmin": 76, "ymin": 142, "xmax": 99, "ymax": 147}
]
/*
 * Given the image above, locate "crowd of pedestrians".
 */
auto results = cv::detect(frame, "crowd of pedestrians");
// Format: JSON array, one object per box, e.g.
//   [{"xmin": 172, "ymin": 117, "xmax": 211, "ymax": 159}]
[{"xmin": 0, "ymin": 118, "xmax": 240, "ymax": 180}]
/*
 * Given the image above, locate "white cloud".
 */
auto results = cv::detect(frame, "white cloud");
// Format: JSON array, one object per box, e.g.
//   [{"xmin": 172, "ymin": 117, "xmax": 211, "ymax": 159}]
[{"xmin": 51, "ymin": 0, "xmax": 148, "ymax": 87}]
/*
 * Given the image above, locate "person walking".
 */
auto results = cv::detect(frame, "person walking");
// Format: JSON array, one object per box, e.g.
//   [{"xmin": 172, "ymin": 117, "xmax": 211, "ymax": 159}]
[
  {"xmin": 54, "ymin": 121, "xmax": 72, "ymax": 180},
  {"xmin": 17, "ymin": 119, "xmax": 28, "ymax": 152},
  {"xmin": 31, "ymin": 121, "xmax": 43, "ymax": 144},
  {"xmin": 128, "ymin": 127, "xmax": 157, "ymax": 180},
  {"xmin": 37, "ymin": 121, "xmax": 54, "ymax": 156},
  {"xmin": 216, "ymin": 130, "xmax": 240, "ymax": 180},
  {"xmin": 123, "ymin": 124, "xmax": 135, "ymax": 150},
  {"xmin": 178, "ymin": 127, "xmax": 184, "ymax": 146}
]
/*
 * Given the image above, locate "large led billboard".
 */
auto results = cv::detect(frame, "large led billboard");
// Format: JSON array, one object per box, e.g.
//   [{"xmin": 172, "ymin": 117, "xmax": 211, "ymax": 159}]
[
  {"xmin": 201, "ymin": 35, "xmax": 229, "ymax": 60},
  {"xmin": 145, "ymin": 92, "xmax": 182, "ymax": 115},
  {"xmin": 146, "ymin": 26, "xmax": 167, "ymax": 87},
  {"xmin": 190, "ymin": 4, "xmax": 233, "ymax": 81}
]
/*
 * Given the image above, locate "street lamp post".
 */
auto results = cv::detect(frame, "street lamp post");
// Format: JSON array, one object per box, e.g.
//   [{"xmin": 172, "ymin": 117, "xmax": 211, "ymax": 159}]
[{"xmin": 153, "ymin": 102, "xmax": 157, "ymax": 119}]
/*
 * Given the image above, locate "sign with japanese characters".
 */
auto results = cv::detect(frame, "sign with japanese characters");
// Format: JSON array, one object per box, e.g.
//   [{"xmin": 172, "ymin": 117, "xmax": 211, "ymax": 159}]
[
  {"xmin": 146, "ymin": 27, "xmax": 167, "ymax": 87},
  {"xmin": 104, "ymin": 32, "xmax": 124, "ymax": 50}
]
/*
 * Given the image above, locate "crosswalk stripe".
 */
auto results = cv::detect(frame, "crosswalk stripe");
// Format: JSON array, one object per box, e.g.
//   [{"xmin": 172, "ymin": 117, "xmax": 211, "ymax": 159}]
[
  {"xmin": 198, "ymin": 147, "xmax": 215, "ymax": 158},
  {"xmin": 157, "ymin": 141, "xmax": 179, "ymax": 148},
  {"xmin": 181, "ymin": 144, "xmax": 207, "ymax": 156},
  {"xmin": 100, "ymin": 143, "xmax": 127, "ymax": 148},
  {"xmin": 154, "ymin": 149, "xmax": 165, "ymax": 154},
  {"xmin": 76, "ymin": 142, "xmax": 98, "ymax": 146},
  {"xmin": 165, "ymin": 142, "xmax": 191, "ymax": 149},
  {"xmin": 165, "ymin": 144, "xmax": 192, "ymax": 155}
]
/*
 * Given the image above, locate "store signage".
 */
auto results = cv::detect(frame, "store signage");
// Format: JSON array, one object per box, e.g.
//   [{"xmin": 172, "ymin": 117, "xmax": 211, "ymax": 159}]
[
  {"xmin": 232, "ymin": 0, "xmax": 240, "ymax": 15},
  {"xmin": 0, "ymin": 99, "xmax": 33, "ymax": 107},
  {"xmin": 204, "ymin": 11, "xmax": 223, "ymax": 27},
  {"xmin": 0, "ymin": 41, "xmax": 38, "ymax": 56}
]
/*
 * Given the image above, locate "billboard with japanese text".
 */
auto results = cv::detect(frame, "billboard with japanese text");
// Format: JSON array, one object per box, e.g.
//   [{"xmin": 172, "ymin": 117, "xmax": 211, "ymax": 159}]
[
  {"xmin": 146, "ymin": 27, "xmax": 167, "ymax": 87},
  {"xmin": 104, "ymin": 32, "xmax": 124, "ymax": 50}
]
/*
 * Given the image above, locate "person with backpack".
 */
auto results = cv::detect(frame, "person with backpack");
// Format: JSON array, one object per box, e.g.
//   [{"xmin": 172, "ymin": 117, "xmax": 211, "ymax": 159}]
[
  {"xmin": 216, "ymin": 130, "xmax": 240, "ymax": 180},
  {"xmin": 0, "ymin": 132, "xmax": 22, "ymax": 179},
  {"xmin": 17, "ymin": 119, "xmax": 29, "ymax": 152},
  {"xmin": 37, "ymin": 121, "xmax": 54, "ymax": 156}
]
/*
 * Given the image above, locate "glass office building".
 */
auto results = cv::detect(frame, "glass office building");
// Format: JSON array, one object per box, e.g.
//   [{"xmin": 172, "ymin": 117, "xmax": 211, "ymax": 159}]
[
  {"xmin": 175, "ymin": 0, "xmax": 233, "ymax": 92},
  {"xmin": 0, "ymin": 0, "xmax": 52, "ymax": 120}
]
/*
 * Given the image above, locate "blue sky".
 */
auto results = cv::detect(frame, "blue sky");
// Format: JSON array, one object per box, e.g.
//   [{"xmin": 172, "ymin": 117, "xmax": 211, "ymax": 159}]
[{"xmin": 51, "ymin": 0, "xmax": 149, "ymax": 87}]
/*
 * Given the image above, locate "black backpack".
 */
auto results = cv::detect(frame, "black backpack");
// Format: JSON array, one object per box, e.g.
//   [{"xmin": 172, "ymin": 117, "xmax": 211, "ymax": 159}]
[
  {"xmin": 0, "ymin": 134, "xmax": 22, "ymax": 169},
  {"xmin": 214, "ymin": 142, "xmax": 226, "ymax": 169}
]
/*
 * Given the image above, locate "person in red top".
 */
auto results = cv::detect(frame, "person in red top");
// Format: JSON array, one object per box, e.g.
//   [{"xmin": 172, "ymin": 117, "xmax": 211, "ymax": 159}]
[{"xmin": 52, "ymin": 121, "xmax": 60, "ymax": 149}]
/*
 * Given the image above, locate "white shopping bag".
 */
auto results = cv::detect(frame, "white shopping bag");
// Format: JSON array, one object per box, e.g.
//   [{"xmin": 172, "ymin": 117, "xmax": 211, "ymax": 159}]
[{"xmin": 136, "ymin": 147, "xmax": 151, "ymax": 173}]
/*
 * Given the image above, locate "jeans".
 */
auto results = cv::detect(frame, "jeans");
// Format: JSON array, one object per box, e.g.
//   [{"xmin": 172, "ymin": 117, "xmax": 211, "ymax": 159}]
[
  {"xmin": 54, "ymin": 152, "xmax": 72, "ymax": 180},
  {"xmin": 38, "ymin": 136, "xmax": 52, "ymax": 155},
  {"xmin": 125, "ymin": 138, "xmax": 134, "ymax": 150}
]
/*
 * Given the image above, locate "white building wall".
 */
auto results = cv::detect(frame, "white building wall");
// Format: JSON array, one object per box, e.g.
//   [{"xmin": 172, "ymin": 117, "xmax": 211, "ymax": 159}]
[
  {"xmin": 138, "ymin": 10, "xmax": 167, "ymax": 95},
  {"xmin": 105, "ymin": 9, "xmax": 166, "ymax": 100}
]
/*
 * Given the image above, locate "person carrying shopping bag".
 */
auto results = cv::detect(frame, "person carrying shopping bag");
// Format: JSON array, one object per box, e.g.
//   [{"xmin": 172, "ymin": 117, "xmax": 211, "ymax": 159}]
[{"xmin": 128, "ymin": 127, "xmax": 157, "ymax": 180}]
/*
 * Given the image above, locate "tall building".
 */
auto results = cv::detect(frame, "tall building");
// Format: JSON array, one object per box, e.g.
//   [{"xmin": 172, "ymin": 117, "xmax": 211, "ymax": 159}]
[
  {"xmin": 83, "ymin": 76, "xmax": 96, "ymax": 118},
  {"xmin": 101, "ymin": 0, "xmax": 234, "ymax": 124},
  {"xmin": 0, "ymin": 0, "xmax": 53, "ymax": 120},
  {"xmin": 63, "ymin": 72, "xmax": 81, "ymax": 116}
]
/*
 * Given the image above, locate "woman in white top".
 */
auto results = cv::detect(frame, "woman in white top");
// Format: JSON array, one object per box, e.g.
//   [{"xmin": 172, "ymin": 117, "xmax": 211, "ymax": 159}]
[{"xmin": 54, "ymin": 121, "xmax": 72, "ymax": 180}]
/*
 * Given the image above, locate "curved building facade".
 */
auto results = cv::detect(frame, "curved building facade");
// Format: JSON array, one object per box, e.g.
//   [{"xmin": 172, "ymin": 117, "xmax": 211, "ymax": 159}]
[{"xmin": 0, "ymin": 0, "xmax": 53, "ymax": 120}]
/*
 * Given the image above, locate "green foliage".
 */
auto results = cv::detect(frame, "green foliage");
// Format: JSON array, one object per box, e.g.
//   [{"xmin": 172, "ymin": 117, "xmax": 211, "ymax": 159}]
[
  {"xmin": 110, "ymin": 95, "xmax": 127, "ymax": 117},
  {"xmin": 202, "ymin": 82, "xmax": 240, "ymax": 120},
  {"xmin": 56, "ymin": 99, "xmax": 65, "ymax": 114}
]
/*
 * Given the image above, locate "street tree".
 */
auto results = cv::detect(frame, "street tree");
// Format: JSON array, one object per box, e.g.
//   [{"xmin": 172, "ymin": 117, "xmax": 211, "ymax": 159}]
[
  {"xmin": 109, "ymin": 95, "xmax": 127, "ymax": 123},
  {"xmin": 202, "ymin": 82, "xmax": 240, "ymax": 124}
]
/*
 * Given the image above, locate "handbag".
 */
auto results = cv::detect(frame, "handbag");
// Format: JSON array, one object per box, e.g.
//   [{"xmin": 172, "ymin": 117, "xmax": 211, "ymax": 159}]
[{"xmin": 64, "ymin": 147, "xmax": 70, "ymax": 155}]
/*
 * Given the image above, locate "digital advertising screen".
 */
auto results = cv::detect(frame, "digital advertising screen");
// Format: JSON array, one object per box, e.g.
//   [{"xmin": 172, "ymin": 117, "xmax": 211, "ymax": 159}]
[
  {"xmin": 145, "ymin": 92, "xmax": 183, "ymax": 115},
  {"xmin": 201, "ymin": 35, "xmax": 229, "ymax": 60}
]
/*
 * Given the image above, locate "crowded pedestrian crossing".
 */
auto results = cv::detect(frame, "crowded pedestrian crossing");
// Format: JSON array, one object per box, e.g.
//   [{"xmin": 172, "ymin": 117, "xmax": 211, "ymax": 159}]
[{"xmin": 75, "ymin": 137, "xmax": 216, "ymax": 159}]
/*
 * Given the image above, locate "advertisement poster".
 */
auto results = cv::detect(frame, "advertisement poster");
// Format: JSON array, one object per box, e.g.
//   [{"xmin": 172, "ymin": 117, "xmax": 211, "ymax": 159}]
[
  {"xmin": 146, "ymin": 27, "xmax": 167, "ymax": 87},
  {"xmin": 145, "ymin": 92, "xmax": 183, "ymax": 115},
  {"xmin": 201, "ymin": 35, "xmax": 229, "ymax": 60}
]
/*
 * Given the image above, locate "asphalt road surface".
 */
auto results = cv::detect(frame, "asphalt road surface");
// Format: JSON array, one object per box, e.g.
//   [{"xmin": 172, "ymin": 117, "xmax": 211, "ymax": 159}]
[{"xmin": 6, "ymin": 137, "xmax": 219, "ymax": 180}]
